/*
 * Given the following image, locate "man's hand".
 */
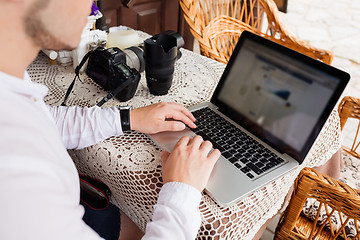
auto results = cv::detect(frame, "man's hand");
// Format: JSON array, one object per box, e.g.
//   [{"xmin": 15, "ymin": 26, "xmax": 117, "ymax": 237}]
[
  {"xmin": 161, "ymin": 135, "xmax": 221, "ymax": 192},
  {"xmin": 130, "ymin": 102, "xmax": 196, "ymax": 134}
]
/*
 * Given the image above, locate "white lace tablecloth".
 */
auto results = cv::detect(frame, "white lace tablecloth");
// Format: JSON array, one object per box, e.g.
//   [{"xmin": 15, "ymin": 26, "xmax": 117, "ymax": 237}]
[{"xmin": 28, "ymin": 48, "xmax": 342, "ymax": 240}]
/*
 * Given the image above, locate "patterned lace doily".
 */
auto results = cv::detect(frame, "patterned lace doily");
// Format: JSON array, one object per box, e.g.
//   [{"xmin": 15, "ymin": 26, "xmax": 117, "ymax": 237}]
[{"xmin": 28, "ymin": 47, "xmax": 341, "ymax": 240}]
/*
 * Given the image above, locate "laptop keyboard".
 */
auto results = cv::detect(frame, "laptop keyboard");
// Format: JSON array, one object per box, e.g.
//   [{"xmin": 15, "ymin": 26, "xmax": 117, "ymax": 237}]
[{"xmin": 191, "ymin": 107, "xmax": 285, "ymax": 179}]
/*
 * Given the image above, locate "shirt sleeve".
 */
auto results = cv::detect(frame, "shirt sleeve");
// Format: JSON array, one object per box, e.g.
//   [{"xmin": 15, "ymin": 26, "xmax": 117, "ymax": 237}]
[
  {"xmin": 142, "ymin": 182, "xmax": 202, "ymax": 240},
  {"xmin": 47, "ymin": 105, "xmax": 123, "ymax": 149}
]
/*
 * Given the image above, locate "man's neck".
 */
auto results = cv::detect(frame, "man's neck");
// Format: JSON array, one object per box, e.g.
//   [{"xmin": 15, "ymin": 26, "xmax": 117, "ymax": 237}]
[{"xmin": 0, "ymin": 19, "xmax": 40, "ymax": 79}]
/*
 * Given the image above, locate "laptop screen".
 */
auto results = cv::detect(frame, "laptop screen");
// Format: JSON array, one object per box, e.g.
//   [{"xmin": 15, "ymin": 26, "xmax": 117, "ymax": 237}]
[{"xmin": 211, "ymin": 32, "xmax": 349, "ymax": 162}]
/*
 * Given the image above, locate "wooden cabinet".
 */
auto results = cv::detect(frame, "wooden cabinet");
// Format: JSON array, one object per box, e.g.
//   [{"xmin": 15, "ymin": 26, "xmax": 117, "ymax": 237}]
[{"xmin": 97, "ymin": 0, "xmax": 194, "ymax": 50}]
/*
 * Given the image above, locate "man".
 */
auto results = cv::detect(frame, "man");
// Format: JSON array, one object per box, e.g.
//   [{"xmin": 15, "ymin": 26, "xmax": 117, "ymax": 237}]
[{"xmin": 0, "ymin": 0, "xmax": 220, "ymax": 239}]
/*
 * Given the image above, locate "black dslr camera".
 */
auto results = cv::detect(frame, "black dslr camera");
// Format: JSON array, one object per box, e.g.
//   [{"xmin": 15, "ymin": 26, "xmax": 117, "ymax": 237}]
[
  {"xmin": 86, "ymin": 47, "xmax": 141, "ymax": 103},
  {"xmin": 61, "ymin": 31, "xmax": 184, "ymax": 107}
]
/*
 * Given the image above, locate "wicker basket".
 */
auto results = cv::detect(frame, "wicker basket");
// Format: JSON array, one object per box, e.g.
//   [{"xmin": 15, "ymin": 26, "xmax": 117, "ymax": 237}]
[{"xmin": 179, "ymin": 0, "xmax": 333, "ymax": 64}]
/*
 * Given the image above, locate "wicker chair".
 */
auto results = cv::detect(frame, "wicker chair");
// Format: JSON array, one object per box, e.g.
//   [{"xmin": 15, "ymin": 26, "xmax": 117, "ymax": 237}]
[
  {"xmin": 274, "ymin": 167, "xmax": 360, "ymax": 239},
  {"xmin": 274, "ymin": 97, "xmax": 360, "ymax": 239},
  {"xmin": 179, "ymin": 0, "xmax": 333, "ymax": 64},
  {"xmin": 338, "ymin": 96, "xmax": 360, "ymax": 159}
]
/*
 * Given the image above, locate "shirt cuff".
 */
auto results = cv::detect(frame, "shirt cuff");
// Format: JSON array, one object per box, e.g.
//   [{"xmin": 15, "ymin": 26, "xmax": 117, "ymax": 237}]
[{"xmin": 157, "ymin": 182, "xmax": 202, "ymax": 210}]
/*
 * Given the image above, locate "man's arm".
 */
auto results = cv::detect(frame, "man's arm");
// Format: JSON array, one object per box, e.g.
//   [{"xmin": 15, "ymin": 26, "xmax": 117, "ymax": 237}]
[
  {"xmin": 47, "ymin": 102, "xmax": 219, "ymax": 238},
  {"xmin": 142, "ymin": 182, "xmax": 202, "ymax": 240},
  {"xmin": 48, "ymin": 102, "xmax": 196, "ymax": 150},
  {"xmin": 142, "ymin": 136, "xmax": 221, "ymax": 239},
  {"xmin": 47, "ymin": 105, "xmax": 122, "ymax": 149}
]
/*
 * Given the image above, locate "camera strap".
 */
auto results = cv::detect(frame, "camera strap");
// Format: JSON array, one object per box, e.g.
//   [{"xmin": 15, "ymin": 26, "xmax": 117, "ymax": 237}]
[
  {"xmin": 61, "ymin": 50, "xmax": 134, "ymax": 107},
  {"xmin": 61, "ymin": 50, "xmax": 93, "ymax": 107},
  {"xmin": 95, "ymin": 77, "xmax": 133, "ymax": 107}
]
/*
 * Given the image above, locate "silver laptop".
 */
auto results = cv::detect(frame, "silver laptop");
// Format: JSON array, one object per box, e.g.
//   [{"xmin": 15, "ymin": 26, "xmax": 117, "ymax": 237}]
[{"xmin": 149, "ymin": 31, "xmax": 349, "ymax": 206}]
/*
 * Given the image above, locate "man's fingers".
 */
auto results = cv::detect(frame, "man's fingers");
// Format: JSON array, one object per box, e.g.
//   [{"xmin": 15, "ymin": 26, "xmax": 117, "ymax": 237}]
[
  {"xmin": 166, "ymin": 103, "xmax": 196, "ymax": 122},
  {"xmin": 166, "ymin": 110, "xmax": 196, "ymax": 129},
  {"xmin": 163, "ymin": 103, "xmax": 196, "ymax": 128},
  {"xmin": 161, "ymin": 150, "xmax": 170, "ymax": 165},
  {"xmin": 199, "ymin": 140, "xmax": 213, "ymax": 153},
  {"xmin": 180, "ymin": 107, "xmax": 196, "ymax": 122},
  {"xmin": 208, "ymin": 149, "xmax": 221, "ymax": 164},
  {"xmin": 161, "ymin": 120, "xmax": 186, "ymax": 132},
  {"xmin": 177, "ymin": 135, "xmax": 191, "ymax": 146},
  {"xmin": 189, "ymin": 135, "xmax": 203, "ymax": 148}
]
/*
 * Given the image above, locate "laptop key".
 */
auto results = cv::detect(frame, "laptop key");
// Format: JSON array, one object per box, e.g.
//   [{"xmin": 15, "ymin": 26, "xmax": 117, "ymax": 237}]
[
  {"xmin": 244, "ymin": 152, "xmax": 251, "ymax": 158},
  {"xmin": 234, "ymin": 163, "xmax": 242, "ymax": 168},
  {"xmin": 262, "ymin": 165, "xmax": 272, "ymax": 171},
  {"xmin": 213, "ymin": 136, "xmax": 221, "ymax": 142},
  {"xmin": 247, "ymin": 173, "xmax": 254, "ymax": 179},
  {"xmin": 240, "ymin": 157, "xmax": 249, "ymax": 164},
  {"xmin": 222, "ymin": 151, "xmax": 232, "ymax": 159},
  {"xmin": 210, "ymin": 133, "xmax": 219, "ymax": 139},
  {"xmin": 259, "ymin": 158, "xmax": 268, "ymax": 164},
  {"xmin": 222, "ymin": 144, "xmax": 232, "ymax": 150},
  {"xmin": 231, "ymin": 137, "xmax": 239, "ymax": 141},
  {"xmin": 254, "ymin": 153, "xmax": 262, "ymax": 158},
  {"xmin": 265, "ymin": 162, "xmax": 275, "ymax": 168},
  {"xmin": 248, "ymin": 149, "xmax": 256, "ymax": 154},
  {"xmin": 195, "ymin": 130, "xmax": 225, "ymax": 152},
  {"xmin": 233, "ymin": 144, "xmax": 241, "ymax": 149},
  {"xmin": 229, "ymin": 157, "xmax": 238, "ymax": 163},
  {"xmin": 240, "ymin": 166, "xmax": 250, "ymax": 173},
  {"xmin": 246, "ymin": 162, "xmax": 263, "ymax": 175},
  {"xmin": 225, "ymin": 133, "xmax": 233, "ymax": 138},
  {"xmin": 226, "ymin": 139, "xmax": 235, "ymax": 145},
  {"xmin": 269, "ymin": 157, "xmax": 281, "ymax": 166},
  {"xmin": 234, "ymin": 153, "xmax": 243, "ymax": 158},
  {"xmin": 228, "ymin": 149, "xmax": 237, "ymax": 154},
  {"xmin": 220, "ymin": 135, "xmax": 228, "ymax": 141},
  {"xmin": 191, "ymin": 107, "xmax": 285, "ymax": 179},
  {"xmin": 255, "ymin": 162, "xmax": 264, "ymax": 168}
]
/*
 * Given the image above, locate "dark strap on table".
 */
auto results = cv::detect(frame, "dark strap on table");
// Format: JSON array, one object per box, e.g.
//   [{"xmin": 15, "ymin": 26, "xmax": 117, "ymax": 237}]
[{"xmin": 79, "ymin": 174, "xmax": 111, "ymax": 210}]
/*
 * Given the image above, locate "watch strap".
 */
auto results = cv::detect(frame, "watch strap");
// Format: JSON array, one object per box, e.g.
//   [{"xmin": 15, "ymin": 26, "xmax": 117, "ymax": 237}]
[{"xmin": 119, "ymin": 107, "xmax": 131, "ymax": 131}]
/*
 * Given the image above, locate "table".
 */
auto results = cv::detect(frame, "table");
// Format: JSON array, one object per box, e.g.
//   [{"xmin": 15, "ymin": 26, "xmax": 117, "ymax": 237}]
[{"xmin": 28, "ymin": 47, "xmax": 342, "ymax": 240}]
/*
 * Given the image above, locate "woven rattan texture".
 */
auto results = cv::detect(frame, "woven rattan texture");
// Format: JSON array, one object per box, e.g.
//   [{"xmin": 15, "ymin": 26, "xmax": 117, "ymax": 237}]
[
  {"xmin": 338, "ymin": 96, "xmax": 360, "ymax": 159},
  {"xmin": 179, "ymin": 0, "xmax": 333, "ymax": 64},
  {"xmin": 275, "ymin": 167, "xmax": 360, "ymax": 240},
  {"xmin": 28, "ymin": 48, "xmax": 341, "ymax": 239}
]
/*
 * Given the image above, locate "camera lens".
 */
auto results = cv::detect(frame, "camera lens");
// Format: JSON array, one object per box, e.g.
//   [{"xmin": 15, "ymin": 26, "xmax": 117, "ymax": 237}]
[
  {"xmin": 144, "ymin": 58, "xmax": 177, "ymax": 95},
  {"xmin": 122, "ymin": 46, "xmax": 145, "ymax": 73},
  {"xmin": 144, "ymin": 34, "xmax": 179, "ymax": 95}
]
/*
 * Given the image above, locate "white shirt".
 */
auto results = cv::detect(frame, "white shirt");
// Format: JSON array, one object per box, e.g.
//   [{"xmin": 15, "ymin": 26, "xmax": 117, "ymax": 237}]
[{"xmin": 0, "ymin": 70, "xmax": 201, "ymax": 240}]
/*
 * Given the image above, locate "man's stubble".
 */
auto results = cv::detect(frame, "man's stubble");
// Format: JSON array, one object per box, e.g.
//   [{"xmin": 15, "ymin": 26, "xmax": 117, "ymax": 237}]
[{"xmin": 23, "ymin": 0, "xmax": 74, "ymax": 51}]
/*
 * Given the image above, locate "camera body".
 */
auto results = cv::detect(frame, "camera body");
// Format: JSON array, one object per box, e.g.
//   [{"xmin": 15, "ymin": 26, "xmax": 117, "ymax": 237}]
[{"xmin": 86, "ymin": 47, "xmax": 141, "ymax": 102}]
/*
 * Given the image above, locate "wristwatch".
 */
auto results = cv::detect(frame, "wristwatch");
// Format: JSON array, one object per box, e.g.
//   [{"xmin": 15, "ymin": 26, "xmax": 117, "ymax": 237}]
[{"xmin": 119, "ymin": 106, "xmax": 131, "ymax": 131}]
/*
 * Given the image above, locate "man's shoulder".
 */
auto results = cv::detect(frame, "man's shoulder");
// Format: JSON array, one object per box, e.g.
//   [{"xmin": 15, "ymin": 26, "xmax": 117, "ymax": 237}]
[{"xmin": 0, "ymin": 91, "xmax": 41, "ymax": 132}]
